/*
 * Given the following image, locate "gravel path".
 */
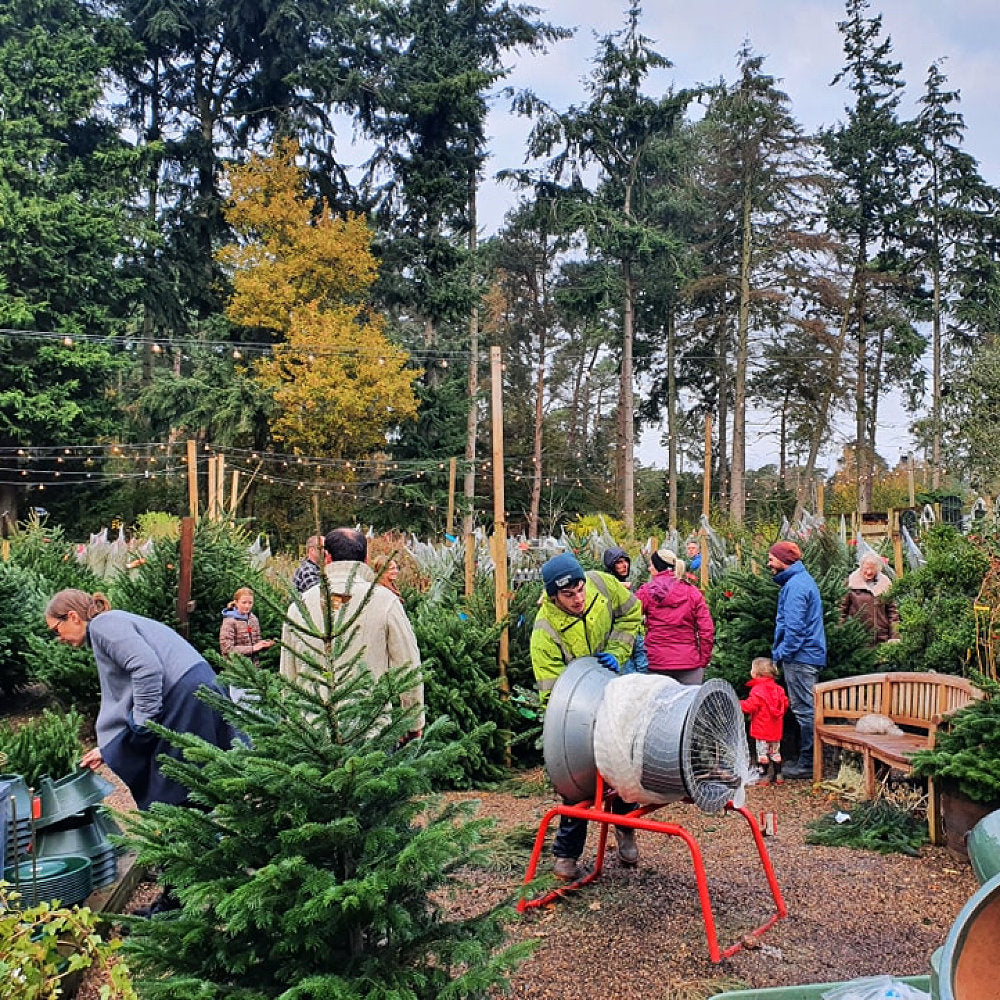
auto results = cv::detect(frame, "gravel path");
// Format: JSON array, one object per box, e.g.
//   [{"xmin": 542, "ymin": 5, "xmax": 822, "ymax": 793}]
[{"xmin": 73, "ymin": 768, "xmax": 977, "ymax": 999}]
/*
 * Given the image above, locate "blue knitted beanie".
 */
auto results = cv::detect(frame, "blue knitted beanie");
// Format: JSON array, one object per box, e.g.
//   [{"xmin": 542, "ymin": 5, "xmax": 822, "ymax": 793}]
[{"xmin": 541, "ymin": 553, "xmax": 585, "ymax": 596}]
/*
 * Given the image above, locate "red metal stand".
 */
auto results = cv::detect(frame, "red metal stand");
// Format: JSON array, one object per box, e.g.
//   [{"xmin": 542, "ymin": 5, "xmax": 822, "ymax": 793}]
[{"xmin": 517, "ymin": 771, "xmax": 787, "ymax": 963}]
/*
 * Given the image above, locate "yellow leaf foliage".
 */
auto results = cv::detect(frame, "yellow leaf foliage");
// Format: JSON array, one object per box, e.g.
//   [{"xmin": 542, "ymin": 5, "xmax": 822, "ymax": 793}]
[
  {"xmin": 218, "ymin": 138, "xmax": 420, "ymax": 457},
  {"xmin": 255, "ymin": 302, "xmax": 419, "ymax": 458}
]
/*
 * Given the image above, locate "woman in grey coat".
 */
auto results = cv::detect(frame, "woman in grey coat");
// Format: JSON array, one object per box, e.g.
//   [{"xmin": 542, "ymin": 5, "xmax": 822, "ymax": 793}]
[{"xmin": 45, "ymin": 589, "xmax": 240, "ymax": 810}]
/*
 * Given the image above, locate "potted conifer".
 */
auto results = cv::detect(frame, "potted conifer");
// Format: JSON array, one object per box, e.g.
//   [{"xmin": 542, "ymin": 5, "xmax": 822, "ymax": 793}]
[{"xmin": 911, "ymin": 675, "xmax": 1000, "ymax": 853}]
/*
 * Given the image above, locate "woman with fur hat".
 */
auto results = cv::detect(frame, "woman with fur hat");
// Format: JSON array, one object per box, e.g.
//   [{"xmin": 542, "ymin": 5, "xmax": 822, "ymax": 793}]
[
  {"xmin": 635, "ymin": 547, "xmax": 714, "ymax": 685},
  {"xmin": 840, "ymin": 552, "xmax": 898, "ymax": 645}
]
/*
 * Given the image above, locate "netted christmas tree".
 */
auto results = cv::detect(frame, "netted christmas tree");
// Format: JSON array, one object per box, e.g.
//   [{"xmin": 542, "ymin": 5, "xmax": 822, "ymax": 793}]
[{"xmin": 117, "ymin": 580, "xmax": 532, "ymax": 999}]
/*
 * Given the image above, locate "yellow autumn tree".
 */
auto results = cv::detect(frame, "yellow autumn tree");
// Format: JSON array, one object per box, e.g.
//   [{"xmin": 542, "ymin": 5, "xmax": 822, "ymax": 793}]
[{"xmin": 218, "ymin": 138, "xmax": 420, "ymax": 458}]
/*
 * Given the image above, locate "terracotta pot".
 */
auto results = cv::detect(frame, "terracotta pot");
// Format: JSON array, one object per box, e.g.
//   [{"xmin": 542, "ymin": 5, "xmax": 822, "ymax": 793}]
[{"xmin": 939, "ymin": 788, "xmax": 1000, "ymax": 856}]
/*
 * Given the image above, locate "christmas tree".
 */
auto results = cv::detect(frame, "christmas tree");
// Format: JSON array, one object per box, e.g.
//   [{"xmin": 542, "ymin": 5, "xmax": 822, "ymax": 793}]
[{"xmin": 118, "ymin": 581, "xmax": 531, "ymax": 999}]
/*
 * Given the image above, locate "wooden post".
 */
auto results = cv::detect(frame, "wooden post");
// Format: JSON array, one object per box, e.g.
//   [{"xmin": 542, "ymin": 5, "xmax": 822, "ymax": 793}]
[
  {"xmin": 893, "ymin": 526, "xmax": 904, "ymax": 579},
  {"xmin": 702, "ymin": 414, "xmax": 713, "ymax": 519},
  {"xmin": 177, "ymin": 516, "xmax": 195, "ymax": 638},
  {"xmin": 908, "ymin": 456, "xmax": 916, "ymax": 507},
  {"xmin": 207, "ymin": 453, "xmax": 217, "ymax": 521},
  {"xmin": 446, "ymin": 457, "xmax": 457, "ymax": 538},
  {"xmin": 817, "ymin": 480, "xmax": 825, "ymax": 517},
  {"xmin": 215, "ymin": 454, "xmax": 225, "ymax": 518},
  {"xmin": 490, "ymin": 347, "xmax": 510, "ymax": 726},
  {"xmin": 229, "ymin": 470, "xmax": 240, "ymax": 516},
  {"xmin": 186, "ymin": 440, "xmax": 199, "ymax": 520},
  {"xmin": 699, "ymin": 533, "xmax": 709, "ymax": 590},
  {"xmin": 464, "ymin": 533, "xmax": 476, "ymax": 597}
]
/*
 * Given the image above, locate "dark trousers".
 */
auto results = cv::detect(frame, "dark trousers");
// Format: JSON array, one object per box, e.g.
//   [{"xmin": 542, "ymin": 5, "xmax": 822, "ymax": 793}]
[{"xmin": 553, "ymin": 794, "xmax": 637, "ymax": 860}]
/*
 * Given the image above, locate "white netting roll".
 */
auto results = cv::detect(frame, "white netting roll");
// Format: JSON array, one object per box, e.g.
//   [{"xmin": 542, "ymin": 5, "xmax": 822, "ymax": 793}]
[{"xmin": 593, "ymin": 675, "xmax": 695, "ymax": 805}]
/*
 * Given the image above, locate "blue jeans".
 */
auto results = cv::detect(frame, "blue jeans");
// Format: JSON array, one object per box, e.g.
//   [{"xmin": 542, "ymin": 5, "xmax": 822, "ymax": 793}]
[
  {"xmin": 782, "ymin": 660, "xmax": 819, "ymax": 760},
  {"xmin": 553, "ymin": 794, "xmax": 637, "ymax": 860},
  {"xmin": 621, "ymin": 633, "xmax": 649, "ymax": 675}
]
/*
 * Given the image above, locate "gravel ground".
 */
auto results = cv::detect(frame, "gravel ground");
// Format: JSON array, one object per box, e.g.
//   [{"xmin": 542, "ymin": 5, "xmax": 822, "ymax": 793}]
[{"xmin": 73, "ymin": 768, "xmax": 977, "ymax": 999}]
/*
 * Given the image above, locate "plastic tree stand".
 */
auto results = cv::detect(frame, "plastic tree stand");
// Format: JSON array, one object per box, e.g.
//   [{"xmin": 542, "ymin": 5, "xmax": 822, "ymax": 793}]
[{"xmin": 517, "ymin": 770, "xmax": 787, "ymax": 963}]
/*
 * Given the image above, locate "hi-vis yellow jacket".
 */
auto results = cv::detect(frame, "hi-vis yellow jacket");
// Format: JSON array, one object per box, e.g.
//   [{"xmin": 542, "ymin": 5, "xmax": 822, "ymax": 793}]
[{"xmin": 531, "ymin": 570, "xmax": 642, "ymax": 705}]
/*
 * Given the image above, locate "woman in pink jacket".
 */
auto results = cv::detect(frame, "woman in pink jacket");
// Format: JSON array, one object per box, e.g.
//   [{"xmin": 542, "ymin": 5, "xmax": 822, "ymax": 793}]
[{"xmin": 635, "ymin": 547, "xmax": 715, "ymax": 685}]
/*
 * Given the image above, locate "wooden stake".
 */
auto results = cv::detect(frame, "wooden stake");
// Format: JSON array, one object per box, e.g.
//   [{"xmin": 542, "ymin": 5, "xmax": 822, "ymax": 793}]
[
  {"xmin": 186, "ymin": 440, "xmax": 199, "ymax": 521},
  {"xmin": 490, "ymin": 348, "xmax": 510, "ymax": 725},
  {"xmin": 464, "ymin": 532, "xmax": 475, "ymax": 598},
  {"xmin": 817, "ymin": 480, "xmax": 825, "ymax": 516},
  {"xmin": 215, "ymin": 454, "xmax": 225, "ymax": 518},
  {"xmin": 177, "ymin": 516, "xmax": 195, "ymax": 638},
  {"xmin": 702, "ymin": 414, "xmax": 713, "ymax": 519},
  {"xmin": 230, "ymin": 470, "xmax": 240, "ymax": 516},
  {"xmin": 446, "ymin": 457, "xmax": 457, "ymax": 538},
  {"xmin": 207, "ymin": 453, "xmax": 217, "ymax": 521}
]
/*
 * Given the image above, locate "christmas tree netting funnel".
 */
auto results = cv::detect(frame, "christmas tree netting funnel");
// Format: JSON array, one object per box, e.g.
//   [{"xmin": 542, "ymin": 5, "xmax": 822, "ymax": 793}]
[
  {"xmin": 543, "ymin": 661, "xmax": 752, "ymax": 812},
  {"xmin": 592, "ymin": 675, "xmax": 751, "ymax": 813}
]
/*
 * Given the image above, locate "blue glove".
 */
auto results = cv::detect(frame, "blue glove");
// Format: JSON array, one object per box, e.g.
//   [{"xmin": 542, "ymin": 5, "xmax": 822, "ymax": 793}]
[{"xmin": 596, "ymin": 652, "xmax": 620, "ymax": 673}]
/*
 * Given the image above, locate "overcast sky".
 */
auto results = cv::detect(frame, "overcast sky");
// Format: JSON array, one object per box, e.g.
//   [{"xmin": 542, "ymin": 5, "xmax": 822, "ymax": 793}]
[{"xmin": 473, "ymin": 1, "xmax": 1000, "ymax": 475}]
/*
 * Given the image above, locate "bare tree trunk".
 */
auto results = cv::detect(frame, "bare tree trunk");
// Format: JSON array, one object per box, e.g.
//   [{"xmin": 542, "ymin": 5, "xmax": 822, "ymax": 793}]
[
  {"xmin": 715, "ymin": 311, "xmax": 730, "ymax": 514},
  {"xmin": 794, "ymin": 271, "xmax": 858, "ymax": 522},
  {"xmin": 730, "ymin": 188, "xmax": 753, "ymax": 525},
  {"xmin": 462, "ymin": 169, "xmax": 479, "ymax": 536},
  {"xmin": 621, "ymin": 259, "xmax": 636, "ymax": 536},
  {"xmin": 528, "ymin": 266, "xmax": 546, "ymax": 538},
  {"xmin": 855, "ymin": 253, "xmax": 869, "ymax": 515},
  {"xmin": 931, "ymin": 195, "xmax": 942, "ymax": 490},
  {"xmin": 666, "ymin": 309, "xmax": 678, "ymax": 530},
  {"xmin": 141, "ymin": 57, "xmax": 162, "ymax": 386}
]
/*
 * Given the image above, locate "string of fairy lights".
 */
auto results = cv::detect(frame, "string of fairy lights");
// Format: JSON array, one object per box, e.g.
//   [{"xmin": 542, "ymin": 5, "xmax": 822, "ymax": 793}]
[
  {"xmin": 0, "ymin": 439, "xmax": 902, "ymax": 518},
  {"xmin": 2, "ymin": 326, "xmax": 935, "ymax": 513}
]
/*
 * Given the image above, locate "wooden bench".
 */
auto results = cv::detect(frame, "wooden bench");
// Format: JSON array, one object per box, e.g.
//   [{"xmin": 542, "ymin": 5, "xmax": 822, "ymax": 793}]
[{"xmin": 812, "ymin": 672, "xmax": 981, "ymax": 841}]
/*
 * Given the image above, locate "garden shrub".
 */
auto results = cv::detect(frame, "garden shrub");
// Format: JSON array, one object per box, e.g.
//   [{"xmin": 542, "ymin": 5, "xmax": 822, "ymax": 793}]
[
  {"xmin": 109, "ymin": 518, "xmax": 286, "ymax": 665},
  {"xmin": 23, "ymin": 634, "xmax": 101, "ymax": 712},
  {"xmin": 0, "ymin": 707, "xmax": 85, "ymax": 786},
  {"xmin": 117, "ymin": 599, "xmax": 533, "ymax": 1000},
  {"xmin": 911, "ymin": 674, "xmax": 1000, "ymax": 803},
  {"xmin": 879, "ymin": 524, "xmax": 988, "ymax": 675},
  {"xmin": 0, "ymin": 892, "xmax": 135, "ymax": 1000},
  {"xmin": 0, "ymin": 562, "xmax": 48, "ymax": 695}
]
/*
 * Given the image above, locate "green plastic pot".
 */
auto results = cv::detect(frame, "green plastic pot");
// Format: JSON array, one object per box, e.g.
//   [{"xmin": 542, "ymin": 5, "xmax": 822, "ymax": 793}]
[
  {"xmin": 966, "ymin": 808, "xmax": 1000, "ymax": 886},
  {"xmin": 936, "ymin": 870, "xmax": 1000, "ymax": 1000}
]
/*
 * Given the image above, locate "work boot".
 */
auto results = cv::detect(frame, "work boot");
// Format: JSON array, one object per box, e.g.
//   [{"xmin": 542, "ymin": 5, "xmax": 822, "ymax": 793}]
[
  {"xmin": 782, "ymin": 758, "xmax": 812, "ymax": 779},
  {"xmin": 615, "ymin": 826, "xmax": 639, "ymax": 867},
  {"xmin": 553, "ymin": 856, "xmax": 581, "ymax": 881}
]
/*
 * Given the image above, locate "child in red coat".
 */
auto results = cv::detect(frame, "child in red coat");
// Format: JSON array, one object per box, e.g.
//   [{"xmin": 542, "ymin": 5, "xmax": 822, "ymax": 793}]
[{"xmin": 740, "ymin": 657, "xmax": 790, "ymax": 785}]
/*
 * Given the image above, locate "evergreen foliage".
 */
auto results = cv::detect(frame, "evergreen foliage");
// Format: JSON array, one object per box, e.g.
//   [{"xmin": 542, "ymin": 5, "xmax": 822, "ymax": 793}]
[
  {"xmin": 109, "ymin": 519, "xmax": 286, "ymax": 663},
  {"xmin": 408, "ymin": 574, "xmax": 544, "ymax": 783},
  {"xmin": 0, "ymin": 561, "xmax": 47, "ymax": 694},
  {"xmin": 7, "ymin": 512, "xmax": 100, "ymax": 594},
  {"xmin": 911, "ymin": 674, "xmax": 1000, "ymax": 804},
  {"xmin": 0, "ymin": 707, "xmax": 85, "ymax": 785},
  {"xmin": 805, "ymin": 799, "xmax": 927, "ymax": 856},
  {"xmin": 24, "ymin": 634, "xmax": 100, "ymax": 711},
  {"xmin": 118, "ymin": 594, "xmax": 533, "ymax": 999},
  {"xmin": 879, "ymin": 524, "xmax": 987, "ymax": 674}
]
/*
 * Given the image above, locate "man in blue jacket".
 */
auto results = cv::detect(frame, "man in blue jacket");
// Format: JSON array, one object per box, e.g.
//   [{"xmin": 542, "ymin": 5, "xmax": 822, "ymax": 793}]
[{"xmin": 768, "ymin": 541, "xmax": 826, "ymax": 778}]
